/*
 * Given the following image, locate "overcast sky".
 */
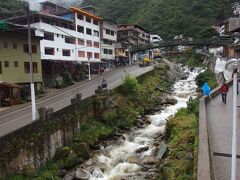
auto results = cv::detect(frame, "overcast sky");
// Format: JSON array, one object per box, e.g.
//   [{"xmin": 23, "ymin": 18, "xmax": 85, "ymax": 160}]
[{"xmin": 27, "ymin": 0, "xmax": 83, "ymax": 10}]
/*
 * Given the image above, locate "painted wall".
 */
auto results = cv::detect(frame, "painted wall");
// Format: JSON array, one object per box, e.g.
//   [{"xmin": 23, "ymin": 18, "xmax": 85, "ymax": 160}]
[{"xmin": 0, "ymin": 31, "xmax": 42, "ymax": 85}]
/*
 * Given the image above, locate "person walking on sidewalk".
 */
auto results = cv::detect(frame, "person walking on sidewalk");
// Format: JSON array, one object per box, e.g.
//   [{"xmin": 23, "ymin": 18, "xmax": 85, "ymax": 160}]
[{"xmin": 221, "ymin": 82, "xmax": 229, "ymax": 104}]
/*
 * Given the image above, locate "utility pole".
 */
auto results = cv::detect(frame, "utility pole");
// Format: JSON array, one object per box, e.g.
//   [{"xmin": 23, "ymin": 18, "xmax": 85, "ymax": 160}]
[{"xmin": 27, "ymin": 4, "xmax": 37, "ymax": 121}]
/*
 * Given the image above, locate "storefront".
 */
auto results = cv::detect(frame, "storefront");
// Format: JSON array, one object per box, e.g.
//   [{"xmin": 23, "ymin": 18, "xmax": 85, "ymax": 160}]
[{"xmin": 0, "ymin": 82, "xmax": 21, "ymax": 107}]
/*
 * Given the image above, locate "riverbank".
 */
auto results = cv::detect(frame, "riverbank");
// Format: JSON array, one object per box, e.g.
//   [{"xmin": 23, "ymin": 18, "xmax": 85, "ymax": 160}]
[
  {"xmin": 157, "ymin": 99, "xmax": 199, "ymax": 180},
  {"xmin": 5, "ymin": 63, "xmax": 179, "ymax": 179}
]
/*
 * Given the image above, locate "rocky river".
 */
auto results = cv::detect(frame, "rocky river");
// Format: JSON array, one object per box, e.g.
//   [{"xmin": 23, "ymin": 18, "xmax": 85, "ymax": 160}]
[{"xmin": 71, "ymin": 67, "xmax": 203, "ymax": 180}]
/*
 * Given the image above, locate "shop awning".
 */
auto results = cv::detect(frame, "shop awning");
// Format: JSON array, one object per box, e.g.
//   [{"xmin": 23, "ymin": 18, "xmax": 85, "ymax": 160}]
[{"xmin": 0, "ymin": 82, "xmax": 22, "ymax": 88}]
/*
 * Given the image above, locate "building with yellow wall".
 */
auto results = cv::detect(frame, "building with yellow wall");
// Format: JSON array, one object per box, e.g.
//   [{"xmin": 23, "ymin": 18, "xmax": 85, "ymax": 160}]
[{"xmin": 0, "ymin": 23, "xmax": 42, "ymax": 90}]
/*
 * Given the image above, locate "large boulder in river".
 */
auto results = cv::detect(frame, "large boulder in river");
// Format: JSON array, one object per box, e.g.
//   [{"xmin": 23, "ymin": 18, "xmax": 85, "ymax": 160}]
[
  {"xmin": 127, "ymin": 156, "xmax": 142, "ymax": 165},
  {"xmin": 135, "ymin": 146, "xmax": 149, "ymax": 153},
  {"xmin": 75, "ymin": 168, "xmax": 91, "ymax": 180},
  {"xmin": 143, "ymin": 156, "xmax": 157, "ymax": 165}
]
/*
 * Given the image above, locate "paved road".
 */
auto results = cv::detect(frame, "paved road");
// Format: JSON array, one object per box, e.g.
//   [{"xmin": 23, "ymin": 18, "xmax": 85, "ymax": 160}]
[
  {"xmin": 0, "ymin": 65, "xmax": 153, "ymax": 137},
  {"xmin": 206, "ymin": 86, "xmax": 240, "ymax": 180}
]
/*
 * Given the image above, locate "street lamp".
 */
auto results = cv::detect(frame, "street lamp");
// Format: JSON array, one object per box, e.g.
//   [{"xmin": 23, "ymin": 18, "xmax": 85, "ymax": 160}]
[
  {"xmin": 26, "ymin": 4, "xmax": 37, "ymax": 121},
  {"xmin": 88, "ymin": 56, "xmax": 91, "ymax": 81},
  {"xmin": 225, "ymin": 58, "xmax": 240, "ymax": 180}
]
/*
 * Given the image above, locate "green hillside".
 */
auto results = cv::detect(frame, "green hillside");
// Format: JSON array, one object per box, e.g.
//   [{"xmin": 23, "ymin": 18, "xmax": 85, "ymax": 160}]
[
  {"xmin": 0, "ymin": 0, "xmax": 28, "ymax": 20},
  {"xmin": 82, "ymin": 0, "xmax": 236, "ymax": 39}
]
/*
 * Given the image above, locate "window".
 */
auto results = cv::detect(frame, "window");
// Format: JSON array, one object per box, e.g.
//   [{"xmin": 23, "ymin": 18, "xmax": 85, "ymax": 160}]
[
  {"xmin": 45, "ymin": 47, "xmax": 55, "ymax": 55},
  {"xmin": 62, "ymin": 49, "xmax": 71, "ymax": 56},
  {"xmin": 44, "ymin": 32, "xmax": 54, "ymax": 41},
  {"xmin": 13, "ymin": 42, "xmax": 17, "ymax": 49},
  {"xmin": 23, "ymin": 44, "xmax": 37, "ymax": 53},
  {"xmin": 65, "ymin": 36, "xmax": 75, "ymax": 44},
  {"xmin": 103, "ymin": 49, "xmax": 113, "ymax": 54},
  {"xmin": 14, "ymin": 61, "xmax": 18, "ymax": 68},
  {"xmin": 87, "ymin": 52, "xmax": 93, "ymax": 58},
  {"xmin": 77, "ymin": 14, "xmax": 84, "ymax": 20},
  {"xmin": 3, "ymin": 41, "xmax": 8, "ymax": 48},
  {"xmin": 24, "ymin": 62, "xmax": 30, "ymax": 73},
  {"xmin": 103, "ymin": 39, "xmax": 113, "ymax": 45},
  {"xmin": 86, "ymin": 17, "xmax": 91, "ymax": 23},
  {"xmin": 33, "ymin": 62, "xmax": 38, "ymax": 73},
  {"xmin": 4, "ymin": 61, "xmax": 9, "ymax": 68},
  {"xmin": 94, "ymin": 53, "xmax": 99, "ymax": 59},
  {"xmin": 93, "ymin": 20, "xmax": 98, "ymax": 25},
  {"xmin": 0, "ymin": 62, "xmax": 2, "ymax": 74},
  {"xmin": 106, "ymin": 29, "xmax": 111, "ymax": 35},
  {"xmin": 86, "ymin": 40, "xmax": 92, "ymax": 47},
  {"xmin": 24, "ymin": 62, "xmax": 37, "ymax": 73},
  {"xmin": 86, "ymin": 28, "xmax": 92, "ymax": 35},
  {"xmin": 104, "ymin": 49, "xmax": 108, "ymax": 54},
  {"xmin": 77, "ymin": 25, "xmax": 84, "ymax": 33},
  {"xmin": 94, "ymin": 41, "xmax": 99, "ymax": 48},
  {"xmin": 93, "ymin": 30, "xmax": 99, "ymax": 37},
  {"xmin": 32, "ymin": 45, "xmax": 37, "ymax": 53},
  {"xmin": 78, "ymin": 38, "xmax": 85, "ymax": 45},
  {"xmin": 106, "ymin": 29, "xmax": 115, "ymax": 36},
  {"xmin": 78, "ymin": 51, "xmax": 85, "ymax": 58}
]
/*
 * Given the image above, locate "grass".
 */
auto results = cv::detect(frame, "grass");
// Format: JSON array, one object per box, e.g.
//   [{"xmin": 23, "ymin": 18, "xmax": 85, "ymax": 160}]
[{"xmin": 158, "ymin": 99, "xmax": 199, "ymax": 180}]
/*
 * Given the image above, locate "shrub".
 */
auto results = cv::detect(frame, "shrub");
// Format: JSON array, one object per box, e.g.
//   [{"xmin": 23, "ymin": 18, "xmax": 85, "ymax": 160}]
[
  {"xmin": 122, "ymin": 74, "xmax": 141, "ymax": 95},
  {"xmin": 195, "ymin": 69, "xmax": 217, "ymax": 89},
  {"xmin": 116, "ymin": 107, "xmax": 138, "ymax": 129}
]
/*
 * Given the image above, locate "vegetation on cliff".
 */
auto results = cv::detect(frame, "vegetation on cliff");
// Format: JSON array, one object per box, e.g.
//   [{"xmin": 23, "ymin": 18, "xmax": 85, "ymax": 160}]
[
  {"xmin": 158, "ymin": 98, "xmax": 199, "ymax": 180},
  {"xmin": 82, "ymin": 0, "xmax": 235, "ymax": 39}
]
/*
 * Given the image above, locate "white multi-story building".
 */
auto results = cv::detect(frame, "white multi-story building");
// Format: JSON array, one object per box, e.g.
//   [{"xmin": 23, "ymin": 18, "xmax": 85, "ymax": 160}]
[
  {"xmin": 100, "ymin": 20, "xmax": 117, "ymax": 68},
  {"xmin": 150, "ymin": 34, "xmax": 163, "ymax": 44},
  {"xmin": 9, "ymin": 3, "xmax": 102, "ymax": 86}
]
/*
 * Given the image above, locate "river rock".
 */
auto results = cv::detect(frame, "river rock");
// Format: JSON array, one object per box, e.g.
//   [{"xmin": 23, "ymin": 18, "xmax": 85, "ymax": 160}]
[
  {"xmin": 137, "ymin": 118, "xmax": 145, "ymax": 125},
  {"xmin": 145, "ymin": 172, "xmax": 159, "ymax": 179},
  {"xmin": 92, "ymin": 167, "xmax": 104, "ymax": 178},
  {"xmin": 154, "ymin": 106, "xmax": 162, "ymax": 112},
  {"xmin": 57, "ymin": 169, "xmax": 67, "ymax": 178},
  {"xmin": 63, "ymin": 170, "xmax": 76, "ymax": 180},
  {"xmin": 75, "ymin": 168, "xmax": 91, "ymax": 180},
  {"xmin": 135, "ymin": 146, "xmax": 149, "ymax": 153},
  {"xmin": 157, "ymin": 143, "xmax": 167, "ymax": 160},
  {"xmin": 143, "ymin": 156, "xmax": 157, "ymax": 165},
  {"xmin": 148, "ymin": 168, "xmax": 158, "ymax": 173},
  {"xmin": 127, "ymin": 156, "xmax": 142, "ymax": 165}
]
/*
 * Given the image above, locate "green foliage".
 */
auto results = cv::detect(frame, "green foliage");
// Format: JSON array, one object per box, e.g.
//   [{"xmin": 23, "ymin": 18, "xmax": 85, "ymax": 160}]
[
  {"xmin": 196, "ymin": 27, "xmax": 218, "ymax": 39},
  {"xmin": 187, "ymin": 98, "xmax": 199, "ymax": 118},
  {"xmin": 122, "ymin": 74, "xmax": 141, "ymax": 95},
  {"xmin": 195, "ymin": 69, "xmax": 217, "ymax": 89},
  {"xmin": 0, "ymin": 0, "xmax": 28, "ymax": 20},
  {"xmin": 22, "ymin": 165, "xmax": 36, "ymax": 177},
  {"xmin": 162, "ymin": 108, "xmax": 198, "ymax": 180},
  {"xmin": 176, "ymin": 49, "xmax": 205, "ymax": 67},
  {"xmin": 116, "ymin": 107, "xmax": 138, "ymax": 129},
  {"xmin": 82, "ymin": 0, "xmax": 235, "ymax": 39}
]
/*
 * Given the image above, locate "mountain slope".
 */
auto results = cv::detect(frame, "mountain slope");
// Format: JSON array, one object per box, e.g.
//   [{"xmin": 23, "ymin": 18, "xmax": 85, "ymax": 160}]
[{"xmin": 82, "ymin": 0, "xmax": 236, "ymax": 39}]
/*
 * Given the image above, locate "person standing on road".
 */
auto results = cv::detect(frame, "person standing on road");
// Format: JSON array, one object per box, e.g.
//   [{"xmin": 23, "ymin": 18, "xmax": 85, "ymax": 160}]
[{"xmin": 220, "ymin": 82, "xmax": 229, "ymax": 104}]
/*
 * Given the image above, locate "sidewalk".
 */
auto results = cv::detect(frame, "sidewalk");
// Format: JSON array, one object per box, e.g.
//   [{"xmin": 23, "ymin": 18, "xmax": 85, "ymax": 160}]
[
  {"xmin": 206, "ymin": 86, "xmax": 240, "ymax": 180},
  {"xmin": 0, "ymin": 65, "xmax": 131, "ymax": 116}
]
